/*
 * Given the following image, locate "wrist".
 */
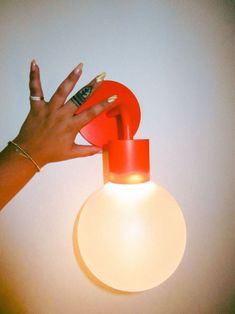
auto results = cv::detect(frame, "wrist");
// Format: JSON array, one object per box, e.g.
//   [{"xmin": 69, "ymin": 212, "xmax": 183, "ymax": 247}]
[
  {"xmin": 8, "ymin": 140, "xmax": 42, "ymax": 172},
  {"xmin": 12, "ymin": 135, "xmax": 48, "ymax": 169},
  {"xmin": 0, "ymin": 144, "xmax": 38, "ymax": 175}
]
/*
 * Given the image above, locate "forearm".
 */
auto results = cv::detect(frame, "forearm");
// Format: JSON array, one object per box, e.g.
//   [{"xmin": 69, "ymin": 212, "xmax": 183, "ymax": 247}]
[{"xmin": 0, "ymin": 143, "xmax": 38, "ymax": 209}]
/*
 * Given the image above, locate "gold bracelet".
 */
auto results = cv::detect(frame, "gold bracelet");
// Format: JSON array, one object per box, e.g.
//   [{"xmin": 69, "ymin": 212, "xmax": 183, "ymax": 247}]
[{"xmin": 8, "ymin": 141, "xmax": 41, "ymax": 172}]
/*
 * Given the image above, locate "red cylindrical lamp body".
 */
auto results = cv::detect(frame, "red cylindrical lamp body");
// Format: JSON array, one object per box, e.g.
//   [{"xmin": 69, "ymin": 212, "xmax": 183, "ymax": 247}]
[{"xmin": 106, "ymin": 139, "xmax": 150, "ymax": 184}]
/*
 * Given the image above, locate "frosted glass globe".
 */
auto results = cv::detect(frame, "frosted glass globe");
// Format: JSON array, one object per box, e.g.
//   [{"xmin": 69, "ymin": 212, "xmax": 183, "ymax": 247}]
[{"xmin": 77, "ymin": 181, "xmax": 186, "ymax": 292}]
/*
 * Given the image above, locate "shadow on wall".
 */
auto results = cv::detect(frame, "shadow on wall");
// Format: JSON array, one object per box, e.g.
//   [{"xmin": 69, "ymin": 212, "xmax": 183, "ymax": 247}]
[{"xmin": 0, "ymin": 275, "xmax": 26, "ymax": 314}]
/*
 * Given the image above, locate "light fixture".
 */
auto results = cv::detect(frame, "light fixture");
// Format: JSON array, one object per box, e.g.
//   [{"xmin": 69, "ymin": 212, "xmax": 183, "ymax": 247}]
[{"xmin": 75, "ymin": 81, "xmax": 186, "ymax": 292}]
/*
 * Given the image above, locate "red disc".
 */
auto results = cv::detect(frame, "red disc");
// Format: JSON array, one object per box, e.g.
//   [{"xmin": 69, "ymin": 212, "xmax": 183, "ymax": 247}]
[{"xmin": 75, "ymin": 80, "xmax": 141, "ymax": 148}]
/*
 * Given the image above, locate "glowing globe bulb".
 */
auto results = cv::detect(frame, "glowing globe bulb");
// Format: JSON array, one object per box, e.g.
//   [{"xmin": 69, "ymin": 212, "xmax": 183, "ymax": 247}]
[{"xmin": 77, "ymin": 181, "xmax": 186, "ymax": 292}]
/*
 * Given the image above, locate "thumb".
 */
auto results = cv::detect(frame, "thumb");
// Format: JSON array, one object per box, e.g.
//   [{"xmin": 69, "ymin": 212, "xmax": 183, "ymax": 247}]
[{"xmin": 69, "ymin": 144, "xmax": 102, "ymax": 158}]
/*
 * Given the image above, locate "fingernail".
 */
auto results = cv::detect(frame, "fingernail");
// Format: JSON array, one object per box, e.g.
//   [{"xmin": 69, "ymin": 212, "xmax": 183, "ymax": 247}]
[
  {"xmin": 74, "ymin": 63, "xmax": 83, "ymax": 74},
  {"xmin": 96, "ymin": 72, "xmax": 106, "ymax": 83},
  {"xmin": 107, "ymin": 95, "xmax": 118, "ymax": 103},
  {"xmin": 31, "ymin": 59, "xmax": 37, "ymax": 71}
]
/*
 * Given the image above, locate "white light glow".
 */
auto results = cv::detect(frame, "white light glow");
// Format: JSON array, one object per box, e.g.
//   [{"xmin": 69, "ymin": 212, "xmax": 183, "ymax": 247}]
[{"xmin": 77, "ymin": 182, "xmax": 186, "ymax": 292}]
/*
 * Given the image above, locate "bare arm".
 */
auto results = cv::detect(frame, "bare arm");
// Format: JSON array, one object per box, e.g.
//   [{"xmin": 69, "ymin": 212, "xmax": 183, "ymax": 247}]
[{"xmin": 0, "ymin": 61, "xmax": 116, "ymax": 209}]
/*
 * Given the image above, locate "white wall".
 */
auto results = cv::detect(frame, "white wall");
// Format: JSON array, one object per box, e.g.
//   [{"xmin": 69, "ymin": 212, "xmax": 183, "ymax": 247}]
[{"xmin": 0, "ymin": 0, "xmax": 235, "ymax": 313}]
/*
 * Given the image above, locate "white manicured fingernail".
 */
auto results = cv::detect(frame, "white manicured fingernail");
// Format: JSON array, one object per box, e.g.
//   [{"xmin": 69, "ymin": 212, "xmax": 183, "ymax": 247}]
[
  {"xmin": 107, "ymin": 95, "xmax": 118, "ymax": 103},
  {"xmin": 74, "ymin": 63, "xmax": 83, "ymax": 74},
  {"xmin": 96, "ymin": 72, "xmax": 106, "ymax": 83},
  {"xmin": 31, "ymin": 59, "xmax": 36, "ymax": 71}
]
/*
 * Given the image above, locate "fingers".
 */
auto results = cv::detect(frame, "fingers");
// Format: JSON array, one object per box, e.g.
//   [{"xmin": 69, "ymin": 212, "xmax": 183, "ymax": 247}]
[
  {"xmin": 29, "ymin": 60, "xmax": 44, "ymax": 107},
  {"xmin": 73, "ymin": 95, "xmax": 118, "ymax": 131},
  {"xmin": 49, "ymin": 63, "xmax": 83, "ymax": 108},
  {"xmin": 70, "ymin": 72, "xmax": 106, "ymax": 107},
  {"xmin": 64, "ymin": 72, "xmax": 106, "ymax": 114},
  {"xmin": 68, "ymin": 144, "xmax": 102, "ymax": 158}
]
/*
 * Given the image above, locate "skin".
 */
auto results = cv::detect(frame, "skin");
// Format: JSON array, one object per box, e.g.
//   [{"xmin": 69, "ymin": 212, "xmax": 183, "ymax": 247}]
[
  {"xmin": 70, "ymin": 72, "xmax": 104, "ymax": 107},
  {"xmin": 0, "ymin": 61, "xmax": 115, "ymax": 209}
]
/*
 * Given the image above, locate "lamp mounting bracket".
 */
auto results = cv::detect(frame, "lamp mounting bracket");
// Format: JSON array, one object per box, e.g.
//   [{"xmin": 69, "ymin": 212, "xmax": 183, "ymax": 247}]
[{"xmin": 76, "ymin": 80, "xmax": 141, "ymax": 148}]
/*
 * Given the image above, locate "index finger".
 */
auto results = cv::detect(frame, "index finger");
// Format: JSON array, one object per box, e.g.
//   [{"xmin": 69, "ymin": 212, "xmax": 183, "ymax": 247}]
[
  {"xmin": 72, "ymin": 95, "xmax": 118, "ymax": 131},
  {"xmin": 63, "ymin": 72, "xmax": 106, "ymax": 114}
]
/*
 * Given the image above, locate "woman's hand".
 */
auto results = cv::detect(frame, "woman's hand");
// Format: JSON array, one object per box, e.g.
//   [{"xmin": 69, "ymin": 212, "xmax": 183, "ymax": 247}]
[
  {"xmin": 13, "ymin": 60, "xmax": 116, "ymax": 168},
  {"xmin": 0, "ymin": 60, "xmax": 117, "ymax": 209}
]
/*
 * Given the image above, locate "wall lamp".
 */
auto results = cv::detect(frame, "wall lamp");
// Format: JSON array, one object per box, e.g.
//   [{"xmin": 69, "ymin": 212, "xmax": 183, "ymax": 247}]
[{"xmin": 75, "ymin": 81, "xmax": 186, "ymax": 292}]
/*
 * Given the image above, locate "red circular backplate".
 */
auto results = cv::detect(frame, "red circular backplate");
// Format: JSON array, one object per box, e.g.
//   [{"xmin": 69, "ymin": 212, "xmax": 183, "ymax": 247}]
[{"xmin": 76, "ymin": 80, "xmax": 141, "ymax": 148}]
